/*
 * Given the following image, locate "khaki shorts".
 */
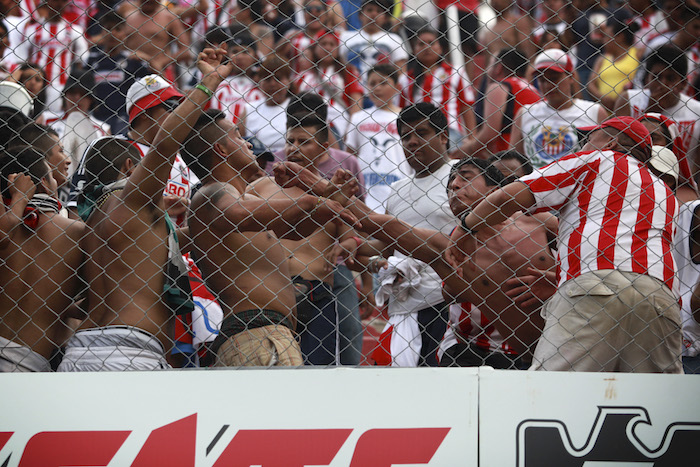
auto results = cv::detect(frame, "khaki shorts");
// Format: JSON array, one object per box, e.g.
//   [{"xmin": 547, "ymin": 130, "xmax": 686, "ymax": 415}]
[
  {"xmin": 531, "ymin": 270, "xmax": 682, "ymax": 373},
  {"xmin": 215, "ymin": 324, "xmax": 303, "ymax": 367}
]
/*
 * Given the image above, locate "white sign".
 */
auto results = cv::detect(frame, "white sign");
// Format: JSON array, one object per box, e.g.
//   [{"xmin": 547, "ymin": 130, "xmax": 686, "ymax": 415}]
[{"xmin": 0, "ymin": 368, "xmax": 479, "ymax": 466}]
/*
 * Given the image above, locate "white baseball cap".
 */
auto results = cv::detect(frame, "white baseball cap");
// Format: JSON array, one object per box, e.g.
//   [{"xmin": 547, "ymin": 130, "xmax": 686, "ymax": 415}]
[
  {"xmin": 126, "ymin": 74, "xmax": 183, "ymax": 123},
  {"xmin": 0, "ymin": 81, "xmax": 33, "ymax": 118},
  {"xmin": 649, "ymin": 145, "xmax": 679, "ymax": 182},
  {"xmin": 534, "ymin": 48, "xmax": 574, "ymax": 73}
]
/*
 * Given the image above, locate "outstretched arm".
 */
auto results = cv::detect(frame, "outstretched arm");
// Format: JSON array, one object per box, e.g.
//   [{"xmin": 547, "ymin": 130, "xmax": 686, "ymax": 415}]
[{"xmin": 122, "ymin": 47, "xmax": 233, "ymax": 210}]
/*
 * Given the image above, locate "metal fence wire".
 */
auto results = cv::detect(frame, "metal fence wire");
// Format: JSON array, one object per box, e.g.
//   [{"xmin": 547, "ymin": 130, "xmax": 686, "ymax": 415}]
[{"xmin": 0, "ymin": 0, "xmax": 698, "ymax": 373}]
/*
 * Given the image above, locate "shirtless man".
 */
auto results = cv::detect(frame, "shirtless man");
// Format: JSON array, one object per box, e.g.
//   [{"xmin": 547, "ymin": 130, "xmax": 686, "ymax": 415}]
[
  {"xmin": 276, "ymin": 157, "xmax": 557, "ymax": 358},
  {"xmin": 0, "ymin": 146, "xmax": 85, "ymax": 371},
  {"xmin": 248, "ymin": 112, "xmax": 358, "ymax": 365},
  {"xmin": 57, "ymin": 47, "xmax": 231, "ymax": 371},
  {"xmin": 184, "ymin": 110, "xmax": 359, "ymax": 367},
  {"xmin": 121, "ymin": 0, "xmax": 192, "ymax": 74}
]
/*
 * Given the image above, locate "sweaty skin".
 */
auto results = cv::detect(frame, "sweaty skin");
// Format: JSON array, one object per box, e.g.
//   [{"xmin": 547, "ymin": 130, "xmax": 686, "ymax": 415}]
[
  {"xmin": 0, "ymin": 175, "xmax": 85, "ymax": 360},
  {"xmin": 78, "ymin": 48, "xmax": 231, "ymax": 351},
  {"xmin": 189, "ymin": 181, "xmax": 299, "ymax": 329}
]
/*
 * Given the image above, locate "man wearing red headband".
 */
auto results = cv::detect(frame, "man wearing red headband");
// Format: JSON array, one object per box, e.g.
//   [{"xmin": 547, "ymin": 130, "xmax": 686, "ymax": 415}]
[{"xmin": 449, "ymin": 116, "xmax": 683, "ymax": 373}]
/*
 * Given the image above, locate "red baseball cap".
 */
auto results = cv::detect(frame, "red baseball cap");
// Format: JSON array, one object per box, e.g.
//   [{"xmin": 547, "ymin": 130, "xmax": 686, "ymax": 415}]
[
  {"xmin": 580, "ymin": 116, "xmax": 653, "ymax": 158},
  {"xmin": 126, "ymin": 75, "xmax": 184, "ymax": 123},
  {"xmin": 534, "ymin": 49, "xmax": 574, "ymax": 74}
]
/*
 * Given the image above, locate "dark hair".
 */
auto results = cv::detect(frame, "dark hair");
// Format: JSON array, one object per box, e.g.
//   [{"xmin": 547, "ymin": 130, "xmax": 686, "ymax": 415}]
[
  {"xmin": 16, "ymin": 62, "xmax": 46, "ymax": 118},
  {"xmin": 0, "ymin": 20, "xmax": 8, "ymax": 36},
  {"xmin": 367, "ymin": 63, "xmax": 399, "ymax": 84},
  {"xmin": 0, "ymin": 109, "xmax": 31, "ymax": 149},
  {"xmin": 397, "ymin": 103, "xmax": 449, "ymax": 144},
  {"xmin": 8, "ymin": 122, "xmax": 58, "ymax": 156},
  {"xmin": 361, "ymin": 0, "xmax": 392, "ymax": 15},
  {"xmin": 447, "ymin": 157, "xmax": 506, "ymax": 194},
  {"xmin": 84, "ymin": 137, "xmax": 140, "ymax": 190},
  {"xmin": 99, "ymin": 11, "xmax": 125, "ymax": 30},
  {"xmin": 287, "ymin": 92, "xmax": 328, "ymax": 121},
  {"xmin": 182, "ymin": 109, "xmax": 228, "ymax": 180},
  {"xmin": 497, "ymin": 47, "xmax": 529, "ymax": 78},
  {"xmin": 0, "ymin": 146, "xmax": 49, "ymax": 198},
  {"xmin": 645, "ymin": 44, "xmax": 688, "ymax": 78},
  {"xmin": 287, "ymin": 111, "xmax": 329, "ymax": 143},
  {"xmin": 606, "ymin": 10, "xmax": 638, "ymax": 46},
  {"xmin": 202, "ymin": 26, "xmax": 232, "ymax": 50},
  {"xmin": 259, "ymin": 56, "xmax": 291, "ymax": 80},
  {"xmin": 488, "ymin": 150, "xmax": 533, "ymax": 176}
]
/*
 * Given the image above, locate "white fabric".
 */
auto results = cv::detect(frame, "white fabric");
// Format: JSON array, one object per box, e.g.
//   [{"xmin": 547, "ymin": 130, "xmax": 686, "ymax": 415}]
[
  {"xmin": 376, "ymin": 256, "xmax": 431, "ymax": 316},
  {"xmin": 520, "ymin": 149, "xmax": 679, "ymax": 295},
  {"xmin": 339, "ymin": 30, "xmax": 409, "ymax": 82},
  {"xmin": 0, "ymin": 336, "xmax": 51, "ymax": 372},
  {"xmin": 382, "ymin": 312, "xmax": 421, "ymax": 367},
  {"xmin": 438, "ymin": 302, "xmax": 514, "ymax": 361},
  {"xmin": 673, "ymin": 200, "xmax": 700, "ymax": 357},
  {"xmin": 10, "ymin": 20, "xmax": 89, "ymax": 112},
  {"xmin": 384, "ymin": 162, "xmax": 456, "ymax": 315},
  {"xmin": 244, "ymin": 98, "xmax": 290, "ymax": 154},
  {"xmin": 45, "ymin": 110, "xmax": 111, "ymax": 177},
  {"xmin": 345, "ymin": 107, "xmax": 411, "ymax": 213},
  {"xmin": 627, "ymin": 90, "xmax": 700, "ymax": 179},
  {"xmin": 58, "ymin": 327, "xmax": 171, "ymax": 372},
  {"xmin": 210, "ymin": 75, "xmax": 263, "ymax": 123},
  {"xmin": 519, "ymin": 98, "xmax": 602, "ymax": 168}
]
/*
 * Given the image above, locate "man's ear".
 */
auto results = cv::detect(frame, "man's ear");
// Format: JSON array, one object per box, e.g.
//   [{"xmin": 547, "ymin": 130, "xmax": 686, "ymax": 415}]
[
  {"xmin": 213, "ymin": 141, "xmax": 227, "ymax": 159},
  {"xmin": 122, "ymin": 158, "xmax": 136, "ymax": 177},
  {"xmin": 602, "ymin": 134, "xmax": 618, "ymax": 151}
]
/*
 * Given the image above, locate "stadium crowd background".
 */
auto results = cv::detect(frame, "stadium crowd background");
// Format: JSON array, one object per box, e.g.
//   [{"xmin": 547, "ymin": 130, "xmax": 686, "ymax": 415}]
[{"xmin": 0, "ymin": 0, "xmax": 699, "ymax": 373}]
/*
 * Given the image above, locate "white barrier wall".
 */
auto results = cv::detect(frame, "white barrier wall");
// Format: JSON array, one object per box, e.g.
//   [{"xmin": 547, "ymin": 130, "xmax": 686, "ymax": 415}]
[{"xmin": 1, "ymin": 368, "xmax": 698, "ymax": 466}]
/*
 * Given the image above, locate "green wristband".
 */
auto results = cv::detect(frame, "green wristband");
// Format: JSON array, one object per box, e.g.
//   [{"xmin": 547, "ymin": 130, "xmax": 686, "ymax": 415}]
[{"xmin": 195, "ymin": 83, "xmax": 214, "ymax": 98}]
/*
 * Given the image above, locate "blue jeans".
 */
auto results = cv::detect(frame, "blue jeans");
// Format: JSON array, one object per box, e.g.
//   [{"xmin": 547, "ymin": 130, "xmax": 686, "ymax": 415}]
[
  {"xmin": 683, "ymin": 355, "xmax": 700, "ymax": 374},
  {"xmin": 334, "ymin": 265, "xmax": 363, "ymax": 365}
]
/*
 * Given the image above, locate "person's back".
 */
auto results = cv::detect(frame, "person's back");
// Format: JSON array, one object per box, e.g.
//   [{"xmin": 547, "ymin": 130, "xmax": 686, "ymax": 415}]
[
  {"xmin": 59, "ymin": 47, "xmax": 232, "ymax": 371},
  {"xmin": 0, "ymin": 147, "xmax": 85, "ymax": 371}
]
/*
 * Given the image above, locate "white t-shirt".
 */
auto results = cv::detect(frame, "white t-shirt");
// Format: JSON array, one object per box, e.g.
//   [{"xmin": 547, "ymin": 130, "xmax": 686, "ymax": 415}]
[
  {"xmin": 519, "ymin": 98, "xmax": 602, "ymax": 168},
  {"xmin": 673, "ymin": 200, "xmax": 700, "ymax": 357},
  {"xmin": 340, "ymin": 30, "xmax": 409, "ymax": 82},
  {"xmin": 345, "ymin": 107, "xmax": 412, "ymax": 213},
  {"xmin": 385, "ymin": 162, "xmax": 457, "ymax": 314},
  {"xmin": 244, "ymin": 98, "xmax": 290, "ymax": 154}
]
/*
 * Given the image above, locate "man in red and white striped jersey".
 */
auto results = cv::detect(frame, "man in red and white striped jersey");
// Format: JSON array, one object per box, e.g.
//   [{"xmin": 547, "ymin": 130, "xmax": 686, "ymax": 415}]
[
  {"xmin": 450, "ymin": 116, "xmax": 683, "ymax": 373},
  {"xmin": 9, "ymin": 0, "xmax": 88, "ymax": 113}
]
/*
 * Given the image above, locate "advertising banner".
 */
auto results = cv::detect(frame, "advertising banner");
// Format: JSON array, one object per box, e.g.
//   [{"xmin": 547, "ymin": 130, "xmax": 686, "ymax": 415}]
[{"xmin": 0, "ymin": 368, "xmax": 479, "ymax": 466}]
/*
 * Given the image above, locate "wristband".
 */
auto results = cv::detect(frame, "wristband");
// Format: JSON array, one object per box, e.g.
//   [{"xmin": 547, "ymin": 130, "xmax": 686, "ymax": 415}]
[
  {"xmin": 195, "ymin": 83, "xmax": 214, "ymax": 98},
  {"xmin": 459, "ymin": 210, "xmax": 478, "ymax": 234},
  {"xmin": 351, "ymin": 236, "xmax": 362, "ymax": 249}
]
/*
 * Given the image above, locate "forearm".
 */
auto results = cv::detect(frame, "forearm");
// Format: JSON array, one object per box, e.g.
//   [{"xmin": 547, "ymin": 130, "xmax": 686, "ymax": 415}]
[
  {"xmin": 0, "ymin": 197, "xmax": 28, "ymax": 248},
  {"xmin": 463, "ymin": 182, "xmax": 535, "ymax": 232},
  {"xmin": 233, "ymin": 195, "xmax": 320, "ymax": 239}
]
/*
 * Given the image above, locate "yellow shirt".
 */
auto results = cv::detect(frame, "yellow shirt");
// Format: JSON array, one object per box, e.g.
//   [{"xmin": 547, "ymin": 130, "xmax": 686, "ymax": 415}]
[{"xmin": 597, "ymin": 48, "xmax": 640, "ymax": 98}]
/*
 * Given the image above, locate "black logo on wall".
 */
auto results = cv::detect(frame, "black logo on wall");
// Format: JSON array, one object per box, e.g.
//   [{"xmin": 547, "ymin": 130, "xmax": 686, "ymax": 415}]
[{"xmin": 516, "ymin": 406, "xmax": 700, "ymax": 466}]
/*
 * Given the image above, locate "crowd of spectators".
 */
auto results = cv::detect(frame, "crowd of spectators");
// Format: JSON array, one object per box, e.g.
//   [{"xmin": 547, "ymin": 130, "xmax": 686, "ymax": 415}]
[{"xmin": 0, "ymin": 0, "xmax": 699, "ymax": 374}]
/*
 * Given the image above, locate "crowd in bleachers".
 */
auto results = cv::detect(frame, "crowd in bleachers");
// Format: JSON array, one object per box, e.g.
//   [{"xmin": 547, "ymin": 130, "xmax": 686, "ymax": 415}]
[{"xmin": 0, "ymin": 0, "xmax": 700, "ymax": 373}]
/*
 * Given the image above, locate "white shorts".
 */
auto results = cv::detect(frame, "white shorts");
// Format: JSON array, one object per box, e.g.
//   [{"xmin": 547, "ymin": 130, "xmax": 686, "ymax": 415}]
[
  {"xmin": 58, "ymin": 326, "xmax": 171, "ymax": 372},
  {"xmin": 0, "ymin": 336, "xmax": 51, "ymax": 372}
]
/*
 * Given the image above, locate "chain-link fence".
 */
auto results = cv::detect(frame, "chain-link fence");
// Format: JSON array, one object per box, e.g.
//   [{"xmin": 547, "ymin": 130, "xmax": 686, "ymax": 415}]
[{"xmin": 0, "ymin": 0, "xmax": 697, "ymax": 373}]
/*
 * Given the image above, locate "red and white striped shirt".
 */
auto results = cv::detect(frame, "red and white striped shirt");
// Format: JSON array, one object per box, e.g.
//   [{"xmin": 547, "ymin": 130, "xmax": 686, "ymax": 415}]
[
  {"xmin": 520, "ymin": 149, "xmax": 678, "ymax": 294},
  {"xmin": 440, "ymin": 302, "xmax": 517, "ymax": 358},
  {"xmin": 12, "ymin": 19, "xmax": 88, "ymax": 112},
  {"xmin": 287, "ymin": 30, "xmax": 314, "ymax": 75},
  {"xmin": 209, "ymin": 75, "xmax": 263, "ymax": 125},
  {"xmin": 399, "ymin": 62, "xmax": 475, "ymax": 133}
]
